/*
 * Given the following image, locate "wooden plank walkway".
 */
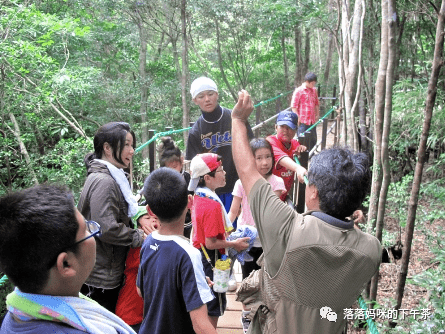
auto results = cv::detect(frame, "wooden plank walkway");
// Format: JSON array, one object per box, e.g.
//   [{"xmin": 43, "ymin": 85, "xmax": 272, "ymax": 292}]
[{"xmin": 217, "ymin": 262, "xmax": 244, "ymax": 333}]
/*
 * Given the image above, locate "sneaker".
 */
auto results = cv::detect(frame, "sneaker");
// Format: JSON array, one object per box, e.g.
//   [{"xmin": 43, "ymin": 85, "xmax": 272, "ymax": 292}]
[
  {"xmin": 241, "ymin": 314, "xmax": 251, "ymax": 334},
  {"xmin": 228, "ymin": 274, "xmax": 237, "ymax": 291}
]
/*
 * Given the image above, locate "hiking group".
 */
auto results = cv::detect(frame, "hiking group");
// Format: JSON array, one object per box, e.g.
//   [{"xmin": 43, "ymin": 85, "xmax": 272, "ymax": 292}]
[{"xmin": 0, "ymin": 74, "xmax": 381, "ymax": 334}]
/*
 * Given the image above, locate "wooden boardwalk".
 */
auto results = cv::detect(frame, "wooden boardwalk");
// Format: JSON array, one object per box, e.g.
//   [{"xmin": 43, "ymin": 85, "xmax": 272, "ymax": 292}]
[{"xmin": 217, "ymin": 262, "xmax": 244, "ymax": 333}]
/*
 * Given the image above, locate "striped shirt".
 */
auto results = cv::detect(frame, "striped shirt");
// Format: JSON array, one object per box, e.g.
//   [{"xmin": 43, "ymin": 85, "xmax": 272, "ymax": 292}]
[{"xmin": 291, "ymin": 84, "xmax": 319, "ymax": 125}]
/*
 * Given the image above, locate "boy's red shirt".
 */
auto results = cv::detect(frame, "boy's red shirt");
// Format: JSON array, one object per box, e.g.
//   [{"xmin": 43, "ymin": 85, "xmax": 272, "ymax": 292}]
[{"xmin": 266, "ymin": 135, "xmax": 301, "ymax": 201}]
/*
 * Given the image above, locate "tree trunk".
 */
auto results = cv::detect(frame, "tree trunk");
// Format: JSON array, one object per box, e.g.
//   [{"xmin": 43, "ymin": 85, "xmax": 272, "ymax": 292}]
[
  {"xmin": 302, "ymin": 27, "xmax": 310, "ymax": 77},
  {"xmin": 368, "ymin": 0, "xmax": 388, "ymax": 233},
  {"xmin": 343, "ymin": 0, "xmax": 362, "ymax": 151},
  {"xmin": 281, "ymin": 25, "xmax": 291, "ymax": 92},
  {"xmin": 323, "ymin": 31, "xmax": 334, "ymax": 85},
  {"xmin": 323, "ymin": 0, "xmax": 336, "ymax": 85},
  {"xmin": 370, "ymin": 0, "xmax": 397, "ymax": 301},
  {"xmin": 181, "ymin": 0, "xmax": 190, "ymax": 145},
  {"xmin": 394, "ymin": 14, "xmax": 406, "ymax": 80},
  {"xmin": 394, "ymin": 0, "xmax": 445, "ymax": 314},
  {"xmin": 294, "ymin": 23, "xmax": 303, "ymax": 86},
  {"xmin": 359, "ymin": 95, "xmax": 367, "ymax": 151},
  {"xmin": 349, "ymin": 0, "xmax": 366, "ymax": 151},
  {"xmin": 215, "ymin": 19, "xmax": 237, "ymax": 101},
  {"xmin": 8, "ymin": 113, "xmax": 39, "ymax": 185},
  {"xmin": 137, "ymin": 16, "xmax": 149, "ymax": 160}
]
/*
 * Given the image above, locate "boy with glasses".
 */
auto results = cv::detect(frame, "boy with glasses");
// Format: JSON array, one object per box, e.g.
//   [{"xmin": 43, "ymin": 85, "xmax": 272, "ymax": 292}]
[
  {"xmin": 188, "ymin": 153, "xmax": 250, "ymax": 328},
  {"xmin": 0, "ymin": 184, "xmax": 136, "ymax": 334}
]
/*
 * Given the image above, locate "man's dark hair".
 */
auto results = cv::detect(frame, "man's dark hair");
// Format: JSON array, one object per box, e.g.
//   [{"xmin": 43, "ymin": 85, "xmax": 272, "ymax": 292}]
[
  {"xmin": 157, "ymin": 136, "xmax": 182, "ymax": 167},
  {"xmin": 143, "ymin": 168, "xmax": 188, "ymax": 223},
  {"xmin": 196, "ymin": 155, "xmax": 223, "ymax": 188},
  {"xmin": 0, "ymin": 185, "xmax": 79, "ymax": 293},
  {"xmin": 92, "ymin": 122, "xmax": 136, "ymax": 166},
  {"xmin": 304, "ymin": 72, "xmax": 317, "ymax": 83},
  {"xmin": 308, "ymin": 148, "xmax": 371, "ymax": 219}
]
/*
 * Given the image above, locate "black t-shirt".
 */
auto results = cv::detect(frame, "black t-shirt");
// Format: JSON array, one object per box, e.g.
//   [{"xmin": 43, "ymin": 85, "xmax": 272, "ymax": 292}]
[{"xmin": 186, "ymin": 105, "xmax": 254, "ymax": 194}]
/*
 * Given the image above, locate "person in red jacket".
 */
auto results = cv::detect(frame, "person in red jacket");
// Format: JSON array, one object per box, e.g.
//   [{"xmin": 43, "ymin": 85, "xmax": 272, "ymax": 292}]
[
  {"xmin": 266, "ymin": 110, "xmax": 307, "ymax": 201},
  {"xmin": 115, "ymin": 207, "xmax": 158, "ymax": 332}
]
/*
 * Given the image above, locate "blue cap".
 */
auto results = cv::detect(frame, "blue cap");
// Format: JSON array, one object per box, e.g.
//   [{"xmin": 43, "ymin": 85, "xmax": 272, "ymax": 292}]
[{"xmin": 276, "ymin": 110, "xmax": 298, "ymax": 130}]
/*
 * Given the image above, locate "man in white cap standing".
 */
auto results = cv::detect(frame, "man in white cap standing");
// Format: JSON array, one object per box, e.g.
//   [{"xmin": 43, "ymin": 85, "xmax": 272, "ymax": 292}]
[{"xmin": 186, "ymin": 77, "xmax": 254, "ymax": 223}]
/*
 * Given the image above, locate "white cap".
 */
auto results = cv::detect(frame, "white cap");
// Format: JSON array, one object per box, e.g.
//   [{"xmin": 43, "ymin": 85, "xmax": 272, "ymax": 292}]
[
  {"xmin": 187, "ymin": 153, "xmax": 221, "ymax": 192},
  {"xmin": 190, "ymin": 77, "xmax": 218, "ymax": 99}
]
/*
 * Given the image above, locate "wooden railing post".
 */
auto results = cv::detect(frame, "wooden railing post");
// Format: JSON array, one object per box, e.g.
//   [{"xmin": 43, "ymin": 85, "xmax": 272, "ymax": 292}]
[
  {"xmin": 149, "ymin": 129, "xmax": 155, "ymax": 173},
  {"xmin": 331, "ymin": 85, "xmax": 337, "ymax": 120},
  {"xmin": 334, "ymin": 108, "xmax": 341, "ymax": 146}
]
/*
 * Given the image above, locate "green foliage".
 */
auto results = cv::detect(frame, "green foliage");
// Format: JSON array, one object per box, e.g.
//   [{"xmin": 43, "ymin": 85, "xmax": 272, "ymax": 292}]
[
  {"xmin": 384, "ymin": 228, "xmax": 445, "ymax": 334},
  {"xmin": 389, "ymin": 78, "xmax": 445, "ymax": 177},
  {"xmin": 386, "ymin": 174, "xmax": 414, "ymax": 228},
  {"xmin": 0, "ymin": 275, "xmax": 14, "ymax": 319},
  {"xmin": 37, "ymin": 138, "xmax": 92, "ymax": 201}
]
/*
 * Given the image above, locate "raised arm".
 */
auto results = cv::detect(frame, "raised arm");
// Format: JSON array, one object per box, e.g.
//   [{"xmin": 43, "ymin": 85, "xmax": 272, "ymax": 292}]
[{"xmin": 231, "ymin": 90, "xmax": 262, "ymax": 199}]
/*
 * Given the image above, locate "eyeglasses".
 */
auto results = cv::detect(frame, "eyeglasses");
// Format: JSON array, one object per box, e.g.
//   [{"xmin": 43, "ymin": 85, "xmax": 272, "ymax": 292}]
[
  {"xmin": 68, "ymin": 220, "xmax": 102, "ymax": 248},
  {"xmin": 48, "ymin": 220, "xmax": 101, "ymax": 268}
]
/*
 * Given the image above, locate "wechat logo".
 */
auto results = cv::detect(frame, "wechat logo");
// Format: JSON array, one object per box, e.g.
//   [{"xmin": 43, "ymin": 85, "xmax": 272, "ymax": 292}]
[{"xmin": 320, "ymin": 306, "xmax": 337, "ymax": 322}]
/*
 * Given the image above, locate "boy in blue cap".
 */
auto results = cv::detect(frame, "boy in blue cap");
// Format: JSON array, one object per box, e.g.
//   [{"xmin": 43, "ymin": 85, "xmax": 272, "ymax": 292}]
[{"xmin": 266, "ymin": 110, "xmax": 307, "ymax": 201}]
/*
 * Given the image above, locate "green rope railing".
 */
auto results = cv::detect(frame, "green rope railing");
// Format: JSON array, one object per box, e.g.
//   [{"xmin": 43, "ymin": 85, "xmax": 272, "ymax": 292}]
[
  {"xmin": 294, "ymin": 154, "xmax": 379, "ymax": 334},
  {"xmin": 253, "ymin": 89, "xmax": 294, "ymax": 107},
  {"xmin": 300, "ymin": 106, "xmax": 336, "ymax": 136},
  {"xmin": 135, "ymin": 127, "xmax": 191, "ymax": 154},
  {"xmin": 357, "ymin": 295, "xmax": 380, "ymax": 334},
  {"xmin": 135, "ymin": 90, "xmax": 295, "ymax": 154}
]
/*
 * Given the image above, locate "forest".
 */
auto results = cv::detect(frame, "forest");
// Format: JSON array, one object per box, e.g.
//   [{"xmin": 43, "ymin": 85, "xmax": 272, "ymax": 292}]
[{"xmin": 1, "ymin": 0, "xmax": 445, "ymax": 332}]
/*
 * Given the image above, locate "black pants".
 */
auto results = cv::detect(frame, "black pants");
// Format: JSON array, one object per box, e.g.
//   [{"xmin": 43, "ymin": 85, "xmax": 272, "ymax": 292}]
[
  {"xmin": 241, "ymin": 247, "xmax": 263, "ymax": 279},
  {"xmin": 80, "ymin": 284, "xmax": 121, "ymax": 313}
]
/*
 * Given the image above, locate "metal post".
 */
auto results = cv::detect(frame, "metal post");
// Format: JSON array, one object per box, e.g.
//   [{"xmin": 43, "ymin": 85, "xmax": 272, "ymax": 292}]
[
  {"xmin": 189, "ymin": 122, "xmax": 195, "ymax": 128},
  {"xmin": 298, "ymin": 132, "xmax": 309, "ymax": 149},
  {"xmin": 165, "ymin": 126, "xmax": 173, "ymax": 133},
  {"xmin": 321, "ymin": 118, "xmax": 328, "ymax": 150},
  {"xmin": 149, "ymin": 129, "xmax": 155, "ymax": 173},
  {"xmin": 317, "ymin": 84, "xmax": 322, "ymax": 98},
  {"xmin": 296, "ymin": 151, "xmax": 308, "ymax": 213}
]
